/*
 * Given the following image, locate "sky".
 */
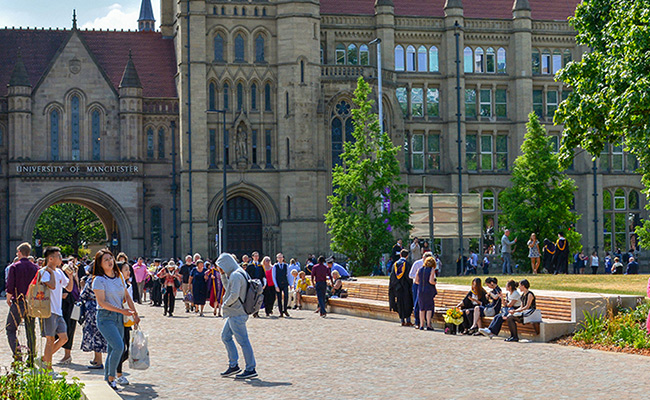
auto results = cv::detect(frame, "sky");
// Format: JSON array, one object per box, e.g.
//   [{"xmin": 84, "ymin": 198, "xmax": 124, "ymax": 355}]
[{"xmin": 0, "ymin": 1, "xmax": 161, "ymax": 31}]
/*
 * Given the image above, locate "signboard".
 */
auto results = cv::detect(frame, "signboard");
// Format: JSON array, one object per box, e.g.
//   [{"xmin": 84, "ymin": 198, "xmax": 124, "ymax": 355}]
[
  {"xmin": 409, "ymin": 193, "xmax": 481, "ymax": 239},
  {"xmin": 15, "ymin": 163, "xmax": 140, "ymax": 177}
]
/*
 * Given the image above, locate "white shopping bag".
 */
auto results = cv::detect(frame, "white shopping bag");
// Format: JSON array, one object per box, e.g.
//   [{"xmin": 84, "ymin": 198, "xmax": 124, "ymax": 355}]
[{"xmin": 128, "ymin": 325, "xmax": 150, "ymax": 370}]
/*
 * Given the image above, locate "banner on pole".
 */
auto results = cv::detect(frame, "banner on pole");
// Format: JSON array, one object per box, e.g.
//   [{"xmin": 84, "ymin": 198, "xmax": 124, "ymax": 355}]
[{"xmin": 409, "ymin": 193, "xmax": 481, "ymax": 239}]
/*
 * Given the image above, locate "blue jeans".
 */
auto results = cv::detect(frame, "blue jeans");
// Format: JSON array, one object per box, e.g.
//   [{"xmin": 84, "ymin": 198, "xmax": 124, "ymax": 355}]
[
  {"xmin": 502, "ymin": 253, "xmax": 512, "ymax": 274},
  {"xmin": 96, "ymin": 309, "xmax": 124, "ymax": 381},
  {"xmin": 412, "ymin": 283, "xmax": 420, "ymax": 325},
  {"xmin": 315, "ymin": 281, "xmax": 327, "ymax": 315},
  {"xmin": 221, "ymin": 315, "xmax": 256, "ymax": 371}
]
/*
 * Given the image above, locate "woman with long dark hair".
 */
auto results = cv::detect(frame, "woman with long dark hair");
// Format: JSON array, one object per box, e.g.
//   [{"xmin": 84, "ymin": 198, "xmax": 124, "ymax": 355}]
[
  {"xmin": 456, "ymin": 277, "xmax": 487, "ymax": 335},
  {"xmin": 93, "ymin": 249, "xmax": 140, "ymax": 391}
]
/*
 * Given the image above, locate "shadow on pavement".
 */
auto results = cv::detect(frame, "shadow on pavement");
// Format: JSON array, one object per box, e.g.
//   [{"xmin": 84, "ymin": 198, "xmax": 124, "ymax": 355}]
[
  {"xmin": 242, "ymin": 379, "xmax": 292, "ymax": 388},
  {"xmin": 118, "ymin": 382, "xmax": 159, "ymax": 399}
]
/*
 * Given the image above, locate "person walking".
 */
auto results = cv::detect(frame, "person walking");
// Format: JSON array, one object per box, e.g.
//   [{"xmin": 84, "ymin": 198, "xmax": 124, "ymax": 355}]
[
  {"xmin": 311, "ymin": 256, "xmax": 333, "ymax": 317},
  {"xmin": 217, "ymin": 253, "xmax": 257, "ymax": 380},
  {"xmin": 158, "ymin": 261, "xmax": 182, "ymax": 317},
  {"xmin": 93, "ymin": 249, "xmax": 139, "ymax": 391},
  {"xmin": 80, "ymin": 265, "xmax": 107, "ymax": 370},
  {"xmin": 190, "ymin": 260, "xmax": 209, "ymax": 316},
  {"xmin": 58, "ymin": 259, "xmax": 81, "ymax": 365},
  {"xmin": 206, "ymin": 261, "xmax": 224, "ymax": 317},
  {"xmin": 262, "ymin": 256, "xmax": 276, "ymax": 316},
  {"xmin": 389, "ymin": 249, "xmax": 414, "ymax": 326},
  {"xmin": 5, "ymin": 242, "xmax": 38, "ymax": 365},
  {"xmin": 501, "ymin": 229, "xmax": 517, "ymax": 275},
  {"xmin": 553, "ymin": 232, "xmax": 570, "ymax": 274},
  {"xmin": 272, "ymin": 253, "xmax": 291, "ymax": 318},
  {"xmin": 527, "ymin": 233, "xmax": 541, "ymax": 274},
  {"xmin": 132, "ymin": 257, "xmax": 149, "ymax": 304}
]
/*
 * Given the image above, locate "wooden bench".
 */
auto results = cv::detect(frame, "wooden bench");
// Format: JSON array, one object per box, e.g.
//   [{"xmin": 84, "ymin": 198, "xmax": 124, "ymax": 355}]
[{"xmin": 302, "ymin": 281, "xmax": 576, "ymax": 341}]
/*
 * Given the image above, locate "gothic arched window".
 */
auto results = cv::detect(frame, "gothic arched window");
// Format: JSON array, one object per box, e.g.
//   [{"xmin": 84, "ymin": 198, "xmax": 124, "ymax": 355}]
[
  {"xmin": 51, "ymin": 110, "xmax": 60, "ymax": 160},
  {"xmin": 92, "ymin": 110, "xmax": 101, "ymax": 161},
  {"xmin": 224, "ymin": 83, "xmax": 230, "ymax": 110},
  {"xmin": 237, "ymin": 83, "xmax": 244, "ymax": 110},
  {"xmin": 235, "ymin": 34, "xmax": 245, "ymax": 62},
  {"xmin": 146, "ymin": 127, "xmax": 154, "ymax": 158},
  {"xmin": 71, "ymin": 95, "xmax": 80, "ymax": 160},
  {"xmin": 331, "ymin": 100, "xmax": 355, "ymax": 169},
  {"xmin": 209, "ymin": 82, "xmax": 216, "ymax": 110},
  {"xmin": 214, "ymin": 34, "xmax": 224, "ymax": 62},
  {"xmin": 264, "ymin": 83, "xmax": 272, "ymax": 111},
  {"xmin": 251, "ymin": 83, "xmax": 257, "ymax": 110},
  {"xmin": 255, "ymin": 35, "xmax": 265, "ymax": 62},
  {"xmin": 158, "ymin": 127, "xmax": 165, "ymax": 159}
]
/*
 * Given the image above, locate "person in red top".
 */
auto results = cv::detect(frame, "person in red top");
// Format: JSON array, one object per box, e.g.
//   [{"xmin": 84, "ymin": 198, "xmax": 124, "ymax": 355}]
[
  {"xmin": 157, "ymin": 261, "xmax": 182, "ymax": 317},
  {"xmin": 311, "ymin": 256, "xmax": 333, "ymax": 317},
  {"xmin": 262, "ymin": 256, "xmax": 276, "ymax": 317},
  {"xmin": 6, "ymin": 242, "xmax": 39, "ymax": 365}
]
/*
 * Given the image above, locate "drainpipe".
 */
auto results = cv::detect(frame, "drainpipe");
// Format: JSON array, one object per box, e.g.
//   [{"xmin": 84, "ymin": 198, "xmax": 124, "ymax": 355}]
[
  {"xmin": 5, "ymin": 184, "xmax": 9, "ymax": 264},
  {"xmin": 186, "ymin": 0, "xmax": 193, "ymax": 254},
  {"xmin": 171, "ymin": 120, "xmax": 178, "ymax": 259},
  {"xmin": 454, "ymin": 21, "xmax": 464, "ymax": 262}
]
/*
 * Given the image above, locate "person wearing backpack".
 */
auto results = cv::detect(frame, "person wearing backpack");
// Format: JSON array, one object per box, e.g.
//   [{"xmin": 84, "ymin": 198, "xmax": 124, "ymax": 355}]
[
  {"xmin": 217, "ymin": 253, "xmax": 257, "ymax": 380},
  {"xmin": 6, "ymin": 242, "xmax": 38, "ymax": 365}
]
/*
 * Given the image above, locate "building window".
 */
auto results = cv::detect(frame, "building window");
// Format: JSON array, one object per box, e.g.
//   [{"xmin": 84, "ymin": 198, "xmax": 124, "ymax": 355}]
[
  {"xmin": 550, "ymin": 135, "xmax": 560, "ymax": 153},
  {"xmin": 541, "ymin": 50, "xmax": 551, "ymax": 74},
  {"xmin": 406, "ymin": 45, "xmax": 416, "ymax": 72},
  {"xmin": 486, "ymin": 47, "xmax": 496, "ymax": 73},
  {"xmin": 0, "ymin": 125, "xmax": 3, "ymax": 147},
  {"xmin": 427, "ymin": 133, "xmax": 440, "ymax": 171},
  {"xmin": 601, "ymin": 142, "xmax": 637, "ymax": 172},
  {"xmin": 51, "ymin": 110, "xmax": 59, "ymax": 160},
  {"xmin": 347, "ymin": 44, "xmax": 358, "ymax": 65},
  {"xmin": 411, "ymin": 88, "xmax": 423, "ymax": 117},
  {"xmin": 552, "ymin": 50, "xmax": 562, "ymax": 73},
  {"xmin": 223, "ymin": 83, "xmax": 230, "ymax": 109},
  {"xmin": 533, "ymin": 89, "xmax": 543, "ymax": 118},
  {"xmin": 91, "ymin": 110, "xmax": 101, "ymax": 161},
  {"xmin": 234, "ymin": 34, "xmax": 245, "ymax": 62},
  {"xmin": 300, "ymin": 61, "xmax": 305, "ymax": 83},
  {"xmin": 466, "ymin": 134, "xmax": 477, "ymax": 171},
  {"xmin": 336, "ymin": 44, "xmax": 345, "ymax": 65},
  {"xmin": 497, "ymin": 48, "xmax": 506, "ymax": 73},
  {"xmin": 532, "ymin": 49, "xmax": 540, "ymax": 75},
  {"xmin": 264, "ymin": 84, "xmax": 272, "ymax": 111},
  {"xmin": 146, "ymin": 127, "xmax": 154, "ymax": 158},
  {"xmin": 286, "ymin": 137, "xmax": 291, "ymax": 167},
  {"xmin": 465, "ymin": 89, "xmax": 476, "ymax": 118},
  {"xmin": 563, "ymin": 49, "xmax": 572, "ymax": 66},
  {"xmin": 214, "ymin": 34, "xmax": 224, "ymax": 62},
  {"xmin": 546, "ymin": 90, "xmax": 558, "ymax": 119},
  {"xmin": 495, "ymin": 89, "xmax": 507, "ymax": 119},
  {"xmin": 429, "ymin": 46, "xmax": 439, "ymax": 72},
  {"xmin": 252, "ymin": 129, "xmax": 258, "ymax": 165},
  {"xmin": 242, "ymin": 7, "xmax": 246, "ymax": 16},
  {"xmin": 426, "ymin": 88, "xmax": 439, "ymax": 118},
  {"xmin": 395, "ymin": 45, "xmax": 405, "ymax": 71},
  {"xmin": 603, "ymin": 188, "xmax": 643, "ymax": 252},
  {"xmin": 320, "ymin": 44, "xmax": 324, "ymax": 64},
  {"xmin": 287, "ymin": 196, "xmax": 291, "ymax": 218},
  {"xmin": 396, "ymin": 87, "xmax": 408, "ymax": 117},
  {"xmin": 480, "ymin": 134, "xmax": 493, "ymax": 170},
  {"xmin": 251, "ymin": 84, "xmax": 257, "ymax": 110},
  {"xmin": 254, "ymin": 7, "xmax": 258, "ymax": 16},
  {"xmin": 285, "ymin": 91, "xmax": 289, "ymax": 115},
  {"xmin": 359, "ymin": 45, "xmax": 369, "ymax": 65},
  {"xmin": 158, "ymin": 128, "xmax": 165, "ymax": 159},
  {"xmin": 475, "ymin": 47, "xmax": 484, "ymax": 73},
  {"xmin": 411, "ymin": 134, "xmax": 425, "ymax": 172},
  {"xmin": 237, "ymin": 83, "xmax": 244, "ymax": 110},
  {"xmin": 331, "ymin": 100, "xmax": 354, "ymax": 168},
  {"xmin": 417, "ymin": 46, "xmax": 427, "ymax": 72},
  {"xmin": 209, "ymin": 82, "xmax": 216, "ymax": 110},
  {"xmin": 255, "ymin": 35, "xmax": 265, "ymax": 62},
  {"xmin": 496, "ymin": 134, "xmax": 507, "ymax": 170},
  {"xmin": 262, "ymin": 8, "xmax": 266, "ymax": 16},
  {"xmin": 225, "ymin": 129, "xmax": 230, "ymax": 165},
  {"xmin": 464, "ymin": 47, "xmax": 473, "ymax": 73},
  {"xmin": 71, "ymin": 95, "xmax": 80, "ymax": 160},
  {"xmin": 209, "ymin": 129, "xmax": 216, "ymax": 168},
  {"xmin": 221, "ymin": 6, "xmax": 225, "ymax": 15},
  {"xmin": 480, "ymin": 89, "xmax": 491, "ymax": 117},
  {"xmin": 151, "ymin": 207, "xmax": 162, "ymax": 257},
  {"xmin": 265, "ymin": 129, "xmax": 272, "ymax": 167}
]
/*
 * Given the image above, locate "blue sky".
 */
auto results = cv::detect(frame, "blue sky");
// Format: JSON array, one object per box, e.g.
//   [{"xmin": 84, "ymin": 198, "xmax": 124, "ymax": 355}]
[{"xmin": 0, "ymin": 1, "xmax": 160, "ymax": 31}]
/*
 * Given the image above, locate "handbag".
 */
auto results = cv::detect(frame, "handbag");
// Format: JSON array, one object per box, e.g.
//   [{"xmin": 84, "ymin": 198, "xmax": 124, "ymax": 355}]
[
  {"xmin": 484, "ymin": 304, "xmax": 496, "ymax": 317},
  {"xmin": 27, "ymin": 269, "xmax": 51, "ymax": 319},
  {"xmin": 70, "ymin": 301, "xmax": 84, "ymax": 323},
  {"xmin": 523, "ymin": 308, "xmax": 543, "ymax": 324}
]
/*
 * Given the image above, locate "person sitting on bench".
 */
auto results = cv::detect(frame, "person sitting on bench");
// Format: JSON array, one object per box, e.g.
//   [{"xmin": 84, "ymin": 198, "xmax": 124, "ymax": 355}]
[
  {"xmin": 479, "ymin": 280, "xmax": 521, "ymax": 338},
  {"xmin": 504, "ymin": 279, "xmax": 536, "ymax": 342}
]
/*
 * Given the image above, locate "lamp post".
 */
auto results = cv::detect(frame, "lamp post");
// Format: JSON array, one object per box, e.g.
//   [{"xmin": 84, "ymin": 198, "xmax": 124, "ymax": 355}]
[
  {"xmin": 212, "ymin": 109, "xmax": 228, "ymax": 253},
  {"xmin": 454, "ymin": 21, "xmax": 464, "ymax": 263},
  {"xmin": 369, "ymin": 38, "xmax": 383, "ymax": 134},
  {"xmin": 592, "ymin": 159, "xmax": 598, "ymax": 253}
]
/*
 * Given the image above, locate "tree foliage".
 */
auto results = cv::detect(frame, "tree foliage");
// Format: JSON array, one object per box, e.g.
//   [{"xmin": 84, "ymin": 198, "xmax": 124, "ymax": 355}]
[
  {"xmin": 33, "ymin": 203, "xmax": 107, "ymax": 255},
  {"xmin": 499, "ymin": 113, "xmax": 582, "ymax": 269},
  {"xmin": 555, "ymin": 0, "xmax": 650, "ymax": 246},
  {"xmin": 325, "ymin": 77, "xmax": 410, "ymax": 275}
]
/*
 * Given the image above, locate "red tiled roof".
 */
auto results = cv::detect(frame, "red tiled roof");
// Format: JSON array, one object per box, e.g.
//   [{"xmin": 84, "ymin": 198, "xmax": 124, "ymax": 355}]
[
  {"xmin": 0, "ymin": 29, "xmax": 177, "ymax": 98},
  {"xmin": 320, "ymin": 0, "xmax": 581, "ymax": 21}
]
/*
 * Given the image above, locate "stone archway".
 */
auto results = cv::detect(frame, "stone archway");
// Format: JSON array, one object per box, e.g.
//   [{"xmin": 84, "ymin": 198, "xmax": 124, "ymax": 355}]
[{"xmin": 21, "ymin": 186, "xmax": 135, "ymax": 257}]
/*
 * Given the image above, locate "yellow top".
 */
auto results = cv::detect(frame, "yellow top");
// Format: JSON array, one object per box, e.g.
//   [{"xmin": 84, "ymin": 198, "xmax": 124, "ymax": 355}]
[{"xmin": 296, "ymin": 278, "xmax": 309, "ymax": 292}]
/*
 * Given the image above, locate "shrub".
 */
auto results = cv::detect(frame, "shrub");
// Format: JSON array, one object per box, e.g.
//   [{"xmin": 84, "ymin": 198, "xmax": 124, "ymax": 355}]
[
  {"xmin": 0, "ymin": 362, "xmax": 84, "ymax": 400},
  {"xmin": 573, "ymin": 301, "xmax": 650, "ymax": 350}
]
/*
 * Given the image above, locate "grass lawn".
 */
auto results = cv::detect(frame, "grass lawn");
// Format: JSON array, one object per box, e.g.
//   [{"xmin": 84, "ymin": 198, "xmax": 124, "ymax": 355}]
[{"xmin": 363, "ymin": 274, "xmax": 649, "ymax": 296}]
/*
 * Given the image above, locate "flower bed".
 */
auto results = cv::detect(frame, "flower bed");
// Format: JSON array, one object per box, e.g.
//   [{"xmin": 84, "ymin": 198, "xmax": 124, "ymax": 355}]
[{"xmin": 0, "ymin": 362, "xmax": 84, "ymax": 400}]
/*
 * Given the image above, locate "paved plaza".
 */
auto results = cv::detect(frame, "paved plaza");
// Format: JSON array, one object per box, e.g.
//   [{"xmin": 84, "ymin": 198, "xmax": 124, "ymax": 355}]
[{"xmin": 1, "ymin": 296, "xmax": 650, "ymax": 399}]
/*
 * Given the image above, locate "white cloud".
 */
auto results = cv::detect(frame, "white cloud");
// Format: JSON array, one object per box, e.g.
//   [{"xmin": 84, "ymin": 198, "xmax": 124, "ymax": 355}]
[{"xmin": 81, "ymin": 3, "xmax": 138, "ymax": 31}]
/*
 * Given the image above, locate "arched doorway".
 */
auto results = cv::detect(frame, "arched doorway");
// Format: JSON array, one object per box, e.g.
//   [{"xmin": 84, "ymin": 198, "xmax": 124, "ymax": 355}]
[{"xmin": 218, "ymin": 196, "xmax": 263, "ymax": 258}]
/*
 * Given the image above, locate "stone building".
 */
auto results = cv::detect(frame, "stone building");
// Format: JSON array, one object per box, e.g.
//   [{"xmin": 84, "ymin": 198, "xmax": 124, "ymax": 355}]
[{"xmin": 0, "ymin": 0, "xmax": 645, "ymax": 267}]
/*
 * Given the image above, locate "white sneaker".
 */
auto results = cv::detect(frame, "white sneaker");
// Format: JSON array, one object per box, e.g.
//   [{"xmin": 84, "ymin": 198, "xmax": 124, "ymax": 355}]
[
  {"xmin": 479, "ymin": 328, "xmax": 494, "ymax": 339},
  {"xmin": 116, "ymin": 376, "xmax": 130, "ymax": 385},
  {"xmin": 49, "ymin": 371, "xmax": 64, "ymax": 380}
]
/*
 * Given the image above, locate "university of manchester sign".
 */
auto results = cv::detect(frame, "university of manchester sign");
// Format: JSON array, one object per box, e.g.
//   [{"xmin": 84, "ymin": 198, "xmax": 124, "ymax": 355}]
[{"xmin": 15, "ymin": 163, "xmax": 140, "ymax": 177}]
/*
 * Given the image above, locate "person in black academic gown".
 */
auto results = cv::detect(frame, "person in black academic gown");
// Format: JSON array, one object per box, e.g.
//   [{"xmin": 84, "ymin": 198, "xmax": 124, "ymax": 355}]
[
  {"xmin": 552, "ymin": 232, "xmax": 570, "ymax": 274},
  {"xmin": 389, "ymin": 249, "xmax": 414, "ymax": 326},
  {"xmin": 541, "ymin": 238, "xmax": 556, "ymax": 274}
]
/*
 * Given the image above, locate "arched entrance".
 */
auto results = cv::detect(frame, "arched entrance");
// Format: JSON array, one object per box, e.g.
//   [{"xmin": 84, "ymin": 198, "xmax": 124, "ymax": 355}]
[
  {"xmin": 21, "ymin": 186, "xmax": 135, "ymax": 257},
  {"xmin": 218, "ymin": 196, "xmax": 263, "ymax": 258}
]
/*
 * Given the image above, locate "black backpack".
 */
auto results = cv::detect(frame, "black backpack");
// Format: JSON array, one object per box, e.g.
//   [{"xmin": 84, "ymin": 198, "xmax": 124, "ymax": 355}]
[{"xmin": 238, "ymin": 271, "xmax": 264, "ymax": 315}]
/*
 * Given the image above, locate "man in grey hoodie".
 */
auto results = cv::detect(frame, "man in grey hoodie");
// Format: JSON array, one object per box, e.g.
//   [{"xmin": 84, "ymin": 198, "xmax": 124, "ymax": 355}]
[{"xmin": 217, "ymin": 253, "xmax": 257, "ymax": 379}]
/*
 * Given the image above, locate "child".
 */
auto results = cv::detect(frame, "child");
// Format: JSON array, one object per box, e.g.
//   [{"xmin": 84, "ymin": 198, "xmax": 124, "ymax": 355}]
[{"xmin": 293, "ymin": 271, "xmax": 309, "ymax": 310}]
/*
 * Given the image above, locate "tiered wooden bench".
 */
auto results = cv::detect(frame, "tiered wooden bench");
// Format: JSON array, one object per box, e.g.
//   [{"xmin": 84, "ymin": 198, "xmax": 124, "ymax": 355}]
[{"xmin": 302, "ymin": 280, "xmax": 577, "ymax": 342}]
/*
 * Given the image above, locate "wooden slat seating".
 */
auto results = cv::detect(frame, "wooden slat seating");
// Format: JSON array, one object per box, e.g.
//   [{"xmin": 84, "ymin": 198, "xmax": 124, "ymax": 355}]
[{"xmin": 302, "ymin": 281, "xmax": 574, "ymax": 339}]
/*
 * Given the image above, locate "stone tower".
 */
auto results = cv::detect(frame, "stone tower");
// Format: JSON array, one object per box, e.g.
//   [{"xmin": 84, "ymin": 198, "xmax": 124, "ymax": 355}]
[
  {"xmin": 118, "ymin": 52, "xmax": 143, "ymax": 160},
  {"xmin": 138, "ymin": 0, "xmax": 156, "ymax": 32},
  {"xmin": 7, "ymin": 51, "xmax": 32, "ymax": 160}
]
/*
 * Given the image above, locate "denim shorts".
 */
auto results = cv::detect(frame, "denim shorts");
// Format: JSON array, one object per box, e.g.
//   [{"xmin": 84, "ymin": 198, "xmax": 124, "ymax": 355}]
[{"xmin": 41, "ymin": 314, "xmax": 67, "ymax": 337}]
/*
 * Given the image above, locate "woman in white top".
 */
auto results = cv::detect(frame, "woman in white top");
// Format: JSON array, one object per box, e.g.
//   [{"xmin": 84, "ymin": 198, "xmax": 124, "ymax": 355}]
[
  {"xmin": 589, "ymin": 251, "xmax": 599, "ymax": 275},
  {"xmin": 479, "ymin": 280, "xmax": 521, "ymax": 338}
]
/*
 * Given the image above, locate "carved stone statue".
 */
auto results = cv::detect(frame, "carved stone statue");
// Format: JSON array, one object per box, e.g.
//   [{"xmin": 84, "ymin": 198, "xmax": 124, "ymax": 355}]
[{"xmin": 235, "ymin": 124, "xmax": 248, "ymax": 162}]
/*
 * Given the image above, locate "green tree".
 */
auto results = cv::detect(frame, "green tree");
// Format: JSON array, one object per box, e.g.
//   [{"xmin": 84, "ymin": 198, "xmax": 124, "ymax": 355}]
[
  {"xmin": 33, "ymin": 203, "xmax": 107, "ymax": 255},
  {"xmin": 325, "ymin": 77, "xmax": 410, "ymax": 275},
  {"xmin": 499, "ymin": 112, "xmax": 582, "ymax": 270},
  {"xmin": 554, "ymin": 0, "xmax": 650, "ymax": 246}
]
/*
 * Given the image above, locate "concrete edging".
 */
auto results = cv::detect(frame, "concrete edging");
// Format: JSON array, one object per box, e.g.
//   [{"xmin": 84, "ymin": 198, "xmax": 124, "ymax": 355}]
[{"xmin": 80, "ymin": 380, "xmax": 122, "ymax": 400}]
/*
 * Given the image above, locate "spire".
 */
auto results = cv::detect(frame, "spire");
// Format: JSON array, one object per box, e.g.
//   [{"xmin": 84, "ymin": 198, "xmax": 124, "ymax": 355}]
[
  {"xmin": 72, "ymin": 9, "xmax": 77, "ymax": 30},
  {"xmin": 120, "ymin": 51, "xmax": 142, "ymax": 89},
  {"xmin": 513, "ymin": 0, "xmax": 531, "ymax": 11},
  {"xmin": 9, "ymin": 49, "xmax": 31, "ymax": 87},
  {"xmin": 138, "ymin": 0, "xmax": 155, "ymax": 32},
  {"xmin": 444, "ymin": 0, "xmax": 463, "ymax": 9},
  {"xmin": 375, "ymin": 0, "xmax": 394, "ymax": 6}
]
